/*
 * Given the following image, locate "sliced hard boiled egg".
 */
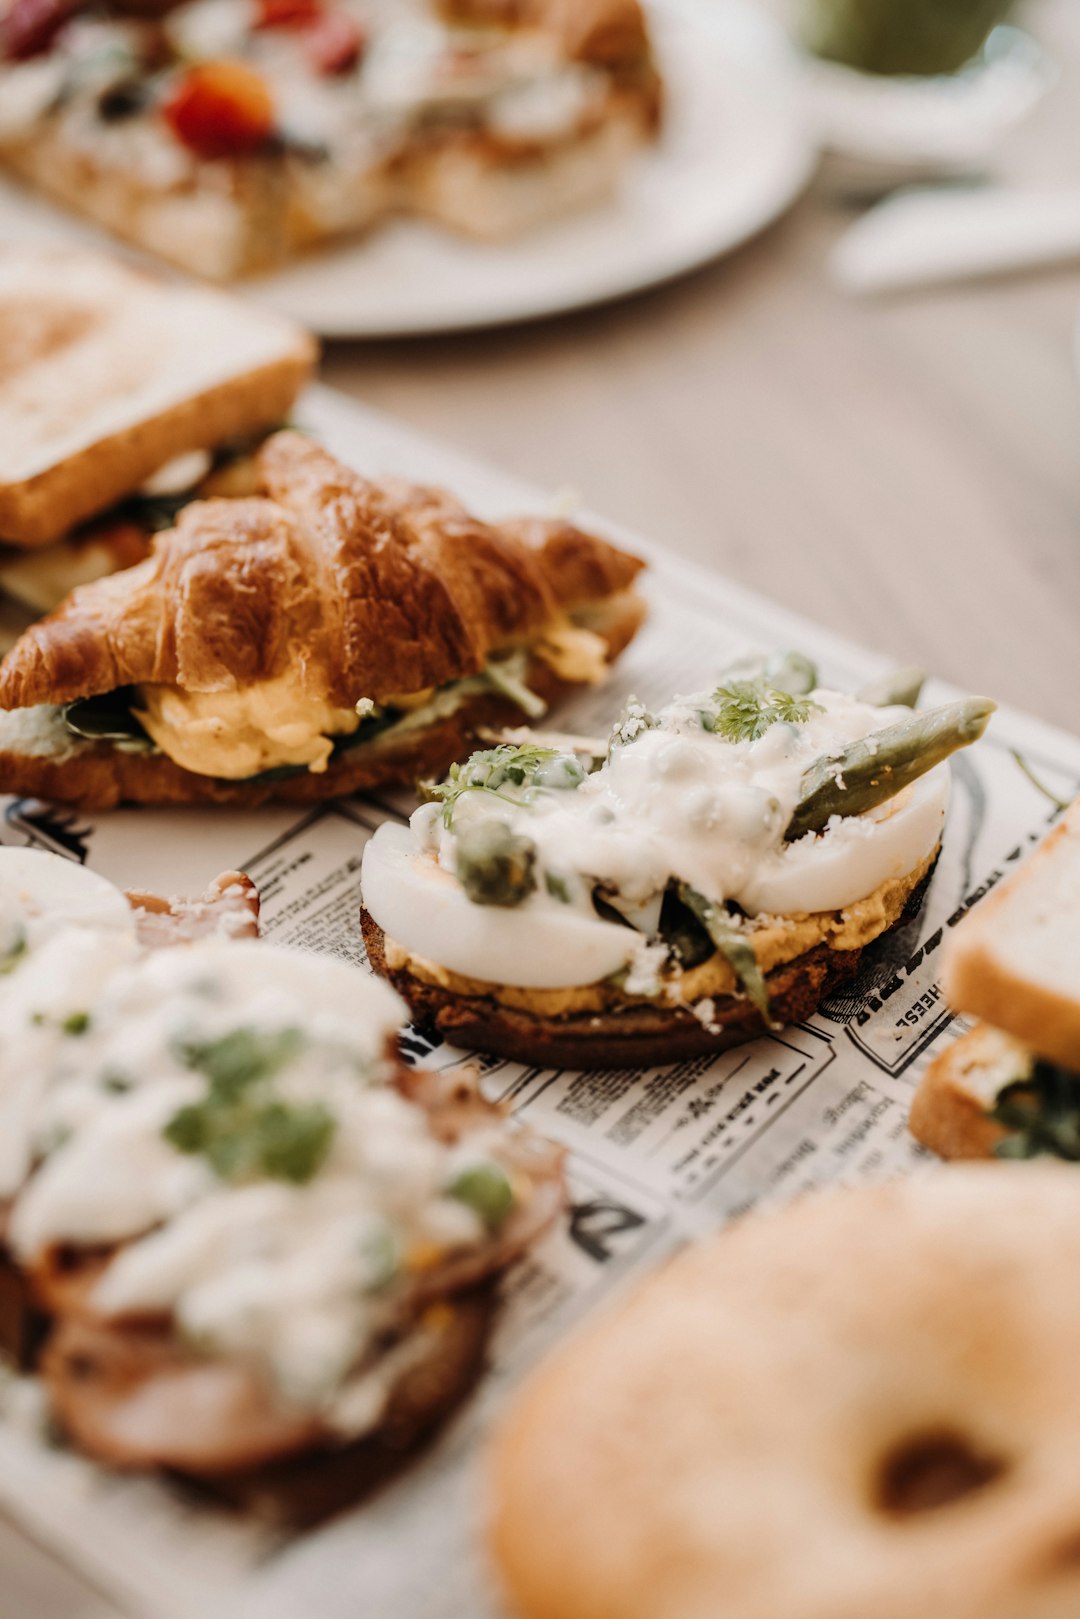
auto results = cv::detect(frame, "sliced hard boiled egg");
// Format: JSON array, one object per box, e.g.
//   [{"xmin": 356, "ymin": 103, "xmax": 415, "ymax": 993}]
[
  {"xmin": 738, "ymin": 766, "xmax": 950, "ymax": 918},
  {"xmin": 0, "ymin": 849, "xmax": 137, "ymax": 944},
  {"xmin": 362, "ymin": 823, "xmax": 639, "ymax": 991}
]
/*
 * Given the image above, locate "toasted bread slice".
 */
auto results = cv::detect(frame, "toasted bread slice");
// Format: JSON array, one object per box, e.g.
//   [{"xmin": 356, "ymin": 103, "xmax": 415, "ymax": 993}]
[
  {"xmin": 361, "ymin": 852, "xmax": 938, "ymax": 1068},
  {"xmin": 0, "ymin": 248, "xmax": 316, "ymax": 546},
  {"xmin": 943, "ymin": 800, "xmax": 1080, "ymax": 1073},
  {"xmin": 908, "ymin": 1023, "xmax": 1030, "ymax": 1160}
]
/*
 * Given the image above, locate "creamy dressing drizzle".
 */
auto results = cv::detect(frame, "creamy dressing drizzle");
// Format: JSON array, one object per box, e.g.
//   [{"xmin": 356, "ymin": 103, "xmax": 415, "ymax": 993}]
[
  {"xmin": 361, "ymin": 684, "xmax": 951, "ymax": 991},
  {"xmin": 0, "ymin": 872, "xmax": 522, "ymax": 1434}
]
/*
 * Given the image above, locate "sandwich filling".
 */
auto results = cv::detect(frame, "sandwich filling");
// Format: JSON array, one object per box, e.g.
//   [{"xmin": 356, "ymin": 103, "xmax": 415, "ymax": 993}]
[
  {"xmin": 362, "ymin": 660, "xmax": 983, "ymax": 1020},
  {"xmin": 0, "ymin": 917, "xmax": 559, "ymax": 1437},
  {"xmin": 57, "ymin": 613, "xmax": 618, "ymax": 782}
]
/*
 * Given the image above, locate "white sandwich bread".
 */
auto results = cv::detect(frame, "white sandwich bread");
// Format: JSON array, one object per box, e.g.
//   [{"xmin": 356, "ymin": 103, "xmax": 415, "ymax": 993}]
[
  {"xmin": 910, "ymin": 798, "xmax": 1080, "ymax": 1161},
  {"xmin": 0, "ymin": 246, "xmax": 316, "ymax": 643}
]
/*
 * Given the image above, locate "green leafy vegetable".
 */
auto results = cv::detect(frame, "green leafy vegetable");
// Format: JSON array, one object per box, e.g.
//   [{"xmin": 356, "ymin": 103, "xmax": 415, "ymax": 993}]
[
  {"xmin": 991, "ymin": 1061, "xmax": 1080, "ymax": 1161},
  {"xmin": 431, "ymin": 743, "xmax": 585, "ymax": 827},
  {"xmin": 63, "ymin": 690, "xmax": 153, "ymax": 748},
  {"xmin": 674, "ymin": 884, "xmax": 775, "ymax": 1027},
  {"xmin": 0, "ymin": 927, "xmax": 27, "ymax": 977},
  {"xmin": 484, "ymin": 658, "xmax": 548, "ymax": 720},
  {"xmin": 701, "ymin": 679, "xmax": 821, "ymax": 744},
  {"xmin": 164, "ymin": 1025, "xmax": 335, "ymax": 1185},
  {"xmin": 449, "ymin": 1161, "xmax": 515, "ymax": 1230}
]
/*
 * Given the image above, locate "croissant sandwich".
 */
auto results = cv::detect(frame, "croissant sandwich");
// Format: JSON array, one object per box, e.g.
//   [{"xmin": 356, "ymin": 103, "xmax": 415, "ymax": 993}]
[
  {"xmin": 0, "ymin": 433, "xmax": 646, "ymax": 809},
  {"xmin": 361, "ymin": 657, "xmax": 994, "ymax": 1068},
  {"xmin": 0, "ymin": 848, "xmax": 564, "ymax": 1524}
]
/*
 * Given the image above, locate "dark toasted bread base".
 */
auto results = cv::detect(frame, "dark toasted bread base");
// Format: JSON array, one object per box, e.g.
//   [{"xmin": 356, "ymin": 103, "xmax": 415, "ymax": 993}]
[
  {"xmin": 168, "ymin": 1287, "xmax": 497, "ymax": 1528},
  {"xmin": 0, "ymin": 623, "xmax": 640, "ymax": 811},
  {"xmin": 362, "ymin": 861, "xmax": 936, "ymax": 1069}
]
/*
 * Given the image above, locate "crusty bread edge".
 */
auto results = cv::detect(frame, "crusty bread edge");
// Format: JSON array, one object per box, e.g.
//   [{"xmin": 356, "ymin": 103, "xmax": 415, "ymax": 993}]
[
  {"xmin": 0, "ymin": 601, "xmax": 642, "ymax": 810},
  {"xmin": 908, "ymin": 1026, "xmax": 1011, "ymax": 1161},
  {"xmin": 944, "ymin": 802, "xmax": 1080, "ymax": 1071},
  {"xmin": 361, "ymin": 856, "xmax": 938, "ymax": 1069},
  {"xmin": 0, "ymin": 338, "xmax": 317, "ymax": 547}
]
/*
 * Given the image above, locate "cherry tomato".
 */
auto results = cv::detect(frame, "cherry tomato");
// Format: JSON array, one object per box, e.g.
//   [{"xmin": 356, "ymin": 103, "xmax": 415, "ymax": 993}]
[
  {"xmin": 305, "ymin": 8, "xmax": 364, "ymax": 74},
  {"xmin": 162, "ymin": 61, "xmax": 275, "ymax": 159}
]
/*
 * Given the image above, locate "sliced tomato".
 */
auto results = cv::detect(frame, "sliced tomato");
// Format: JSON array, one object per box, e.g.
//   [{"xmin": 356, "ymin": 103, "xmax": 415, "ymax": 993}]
[{"xmin": 162, "ymin": 61, "xmax": 275, "ymax": 159}]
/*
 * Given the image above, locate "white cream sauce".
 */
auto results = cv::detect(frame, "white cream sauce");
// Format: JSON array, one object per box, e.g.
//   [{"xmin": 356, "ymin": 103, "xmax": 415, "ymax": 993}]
[
  {"xmin": 4, "ymin": 936, "xmax": 519, "ymax": 1431},
  {"xmin": 361, "ymin": 685, "xmax": 951, "ymax": 990}
]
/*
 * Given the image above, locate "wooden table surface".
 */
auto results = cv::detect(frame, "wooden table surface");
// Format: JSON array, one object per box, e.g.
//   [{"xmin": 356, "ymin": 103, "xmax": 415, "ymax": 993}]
[{"xmin": 7, "ymin": 1, "xmax": 1080, "ymax": 1611}]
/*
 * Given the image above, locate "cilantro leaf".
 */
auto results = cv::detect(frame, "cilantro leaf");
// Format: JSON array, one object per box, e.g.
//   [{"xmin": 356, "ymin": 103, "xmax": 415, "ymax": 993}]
[{"xmin": 701, "ymin": 679, "xmax": 821, "ymax": 743}]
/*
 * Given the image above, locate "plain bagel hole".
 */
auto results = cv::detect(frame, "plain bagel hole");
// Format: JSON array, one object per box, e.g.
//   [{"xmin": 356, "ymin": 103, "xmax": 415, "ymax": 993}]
[{"xmin": 876, "ymin": 1429, "xmax": 1009, "ymax": 1517}]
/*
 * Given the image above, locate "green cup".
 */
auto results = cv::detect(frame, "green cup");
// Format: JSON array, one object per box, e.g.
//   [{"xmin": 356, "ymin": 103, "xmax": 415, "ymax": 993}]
[{"xmin": 804, "ymin": 0, "xmax": 1016, "ymax": 76}]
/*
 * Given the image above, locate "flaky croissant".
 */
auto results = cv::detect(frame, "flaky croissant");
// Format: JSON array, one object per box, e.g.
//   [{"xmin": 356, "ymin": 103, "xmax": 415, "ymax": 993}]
[{"xmin": 0, "ymin": 433, "xmax": 646, "ymax": 809}]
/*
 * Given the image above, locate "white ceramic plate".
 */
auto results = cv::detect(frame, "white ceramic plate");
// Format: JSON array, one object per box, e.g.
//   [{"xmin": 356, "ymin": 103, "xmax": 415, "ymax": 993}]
[{"xmin": 0, "ymin": 0, "xmax": 814, "ymax": 336}]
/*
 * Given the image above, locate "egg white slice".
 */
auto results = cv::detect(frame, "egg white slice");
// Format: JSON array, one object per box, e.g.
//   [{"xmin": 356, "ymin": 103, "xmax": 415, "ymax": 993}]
[
  {"xmin": 0, "ymin": 848, "xmax": 137, "ymax": 942},
  {"xmin": 362, "ymin": 824, "xmax": 639, "ymax": 991},
  {"xmin": 738, "ymin": 767, "xmax": 950, "ymax": 918}
]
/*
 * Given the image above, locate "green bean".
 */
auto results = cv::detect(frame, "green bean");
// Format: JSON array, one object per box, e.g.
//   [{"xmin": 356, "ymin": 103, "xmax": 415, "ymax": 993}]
[
  {"xmin": 785, "ymin": 697, "xmax": 995, "ymax": 842},
  {"xmin": 454, "ymin": 820, "xmax": 537, "ymax": 908},
  {"xmin": 856, "ymin": 665, "xmax": 926, "ymax": 709},
  {"xmin": 677, "ymin": 884, "xmax": 776, "ymax": 1027}
]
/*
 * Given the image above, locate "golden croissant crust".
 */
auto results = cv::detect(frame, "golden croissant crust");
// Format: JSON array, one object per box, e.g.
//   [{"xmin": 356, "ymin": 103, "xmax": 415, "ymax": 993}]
[{"xmin": 0, "ymin": 432, "xmax": 645, "ymax": 714}]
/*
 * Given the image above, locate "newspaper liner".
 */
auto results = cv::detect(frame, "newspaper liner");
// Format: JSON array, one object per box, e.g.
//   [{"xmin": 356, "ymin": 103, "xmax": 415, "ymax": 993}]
[{"xmin": 0, "ymin": 386, "xmax": 1077, "ymax": 1619}]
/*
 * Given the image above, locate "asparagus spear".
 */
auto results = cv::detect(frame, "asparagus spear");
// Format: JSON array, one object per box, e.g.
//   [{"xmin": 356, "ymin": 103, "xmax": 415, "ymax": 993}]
[
  {"xmin": 785, "ymin": 697, "xmax": 995, "ymax": 843},
  {"xmin": 454, "ymin": 820, "xmax": 537, "ymax": 907},
  {"xmin": 856, "ymin": 665, "xmax": 926, "ymax": 709},
  {"xmin": 677, "ymin": 883, "xmax": 776, "ymax": 1027}
]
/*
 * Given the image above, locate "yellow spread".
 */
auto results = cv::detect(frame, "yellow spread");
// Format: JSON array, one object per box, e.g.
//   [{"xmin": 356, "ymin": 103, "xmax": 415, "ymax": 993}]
[
  {"xmin": 534, "ymin": 622, "xmax": 611, "ymax": 685},
  {"xmin": 134, "ymin": 675, "xmax": 361, "ymax": 780},
  {"xmin": 384, "ymin": 851, "xmax": 936, "ymax": 1018}
]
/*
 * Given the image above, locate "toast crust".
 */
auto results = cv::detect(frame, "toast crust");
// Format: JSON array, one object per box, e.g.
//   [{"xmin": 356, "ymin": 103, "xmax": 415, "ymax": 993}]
[
  {"xmin": 0, "ymin": 606, "xmax": 642, "ymax": 810},
  {"xmin": 361, "ymin": 857, "xmax": 937, "ymax": 1068},
  {"xmin": 908, "ymin": 1023, "xmax": 1028, "ymax": 1161},
  {"xmin": 0, "ymin": 433, "xmax": 645, "ymax": 715},
  {"xmin": 944, "ymin": 802, "xmax": 1080, "ymax": 1072},
  {"xmin": 0, "ymin": 250, "xmax": 316, "ymax": 545}
]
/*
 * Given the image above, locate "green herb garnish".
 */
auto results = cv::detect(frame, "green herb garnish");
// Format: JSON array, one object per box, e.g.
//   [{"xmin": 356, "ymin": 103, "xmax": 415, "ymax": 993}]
[
  {"xmin": 991, "ymin": 1060, "xmax": 1080, "ymax": 1161},
  {"xmin": 0, "ymin": 927, "xmax": 27, "ymax": 976},
  {"xmin": 171, "ymin": 1026, "xmax": 304, "ymax": 1093},
  {"xmin": 454, "ymin": 820, "xmax": 537, "ymax": 908},
  {"xmin": 61, "ymin": 1011, "xmax": 91, "ymax": 1036},
  {"xmin": 431, "ymin": 743, "xmax": 584, "ymax": 827},
  {"xmin": 448, "ymin": 1161, "xmax": 515, "ymax": 1230},
  {"xmin": 701, "ymin": 679, "xmax": 821, "ymax": 743},
  {"xmin": 164, "ymin": 1025, "xmax": 335, "ymax": 1185}
]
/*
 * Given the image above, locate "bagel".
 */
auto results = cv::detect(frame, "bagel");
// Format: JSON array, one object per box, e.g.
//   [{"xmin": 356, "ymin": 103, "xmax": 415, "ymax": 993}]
[{"xmin": 489, "ymin": 1165, "xmax": 1080, "ymax": 1619}]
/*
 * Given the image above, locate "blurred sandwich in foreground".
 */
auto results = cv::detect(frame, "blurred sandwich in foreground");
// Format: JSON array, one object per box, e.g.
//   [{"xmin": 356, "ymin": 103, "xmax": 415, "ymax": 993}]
[
  {"xmin": 0, "ymin": 431, "xmax": 646, "ymax": 808},
  {"xmin": 0, "ymin": 247, "xmax": 316, "ymax": 649},
  {"xmin": 910, "ymin": 798, "xmax": 1080, "ymax": 1161}
]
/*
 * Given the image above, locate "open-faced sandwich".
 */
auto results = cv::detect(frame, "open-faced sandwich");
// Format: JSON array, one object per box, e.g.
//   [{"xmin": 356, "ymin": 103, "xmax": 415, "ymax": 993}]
[
  {"xmin": 0, "ymin": 248, "xmax": 316, "ymax": 652},
  {"xmin": 361, "ymin": 658, "xmax": 994, "ymax": 1067},
  {"xmin": 0, "ymin": 430, "xmax": 645, "ymax": 808},
  {"xmin": 0, "ymin": 0, "xmax": 662, "ymax": 279},
  {"xmin": 0, "ymin": 848, "xmax": 564, "ymax": 1524},
  {"xmin": 910, "ymin": 797, "xmax": 1080, "ymax": 1162},
  {"xmin": 0, "ymin": 845, "xmax": 260, "ymax": 1362}
]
